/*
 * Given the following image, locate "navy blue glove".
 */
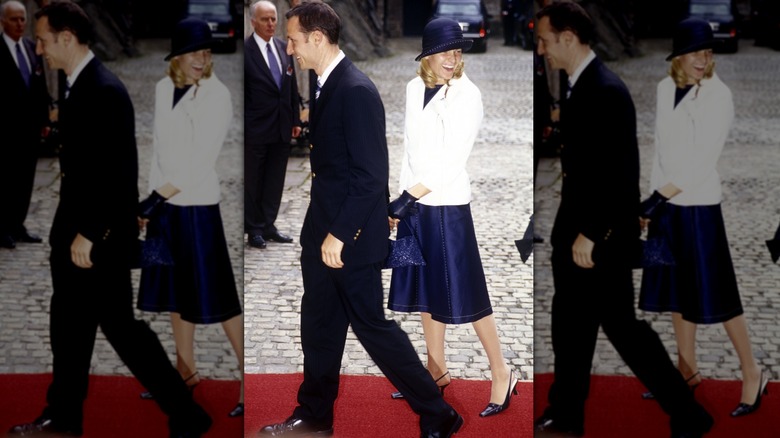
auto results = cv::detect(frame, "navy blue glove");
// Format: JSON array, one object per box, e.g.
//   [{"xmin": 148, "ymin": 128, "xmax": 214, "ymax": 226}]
[
  {"xmin": 138, "ymin": 190, "xmax": 167, "ymax": 219},
  {"xmin": 388, "ymin": 190, "xmax": 419, "ymax": 219},
  {"xmin": 639, "ymin": 191, "xmax": 668, "ymax": 219}
]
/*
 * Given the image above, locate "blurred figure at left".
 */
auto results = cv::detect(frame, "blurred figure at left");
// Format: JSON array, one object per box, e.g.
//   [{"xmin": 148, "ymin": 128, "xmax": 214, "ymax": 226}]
[{"xmin": 0, "ymin": 0, "xmax": 49, "ymax": 249}]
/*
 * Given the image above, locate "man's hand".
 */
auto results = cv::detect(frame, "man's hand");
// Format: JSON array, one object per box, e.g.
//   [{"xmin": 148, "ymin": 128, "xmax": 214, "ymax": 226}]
[
  {"xmin": 572, "ymin": 233, "xmax": 595, "ymax": 269},
  {"xmin": 321, "ymin": 233, "xmax": 345, "ymax": 269},
  {"xmin": 71, "ymin": 233, "xmax": 94, "ymax": 269},
  {"xmin": 389, "ymin": 217, "xmax": 399, "ymax": 231},
  {"xmin": 292, "ymin": 126, "xmax": 302, "ymax": 139}
]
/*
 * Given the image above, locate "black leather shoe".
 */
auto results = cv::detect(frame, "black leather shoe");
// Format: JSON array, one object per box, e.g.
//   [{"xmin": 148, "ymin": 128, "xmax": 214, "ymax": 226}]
[
  {"xmin": 0, "ymin": 234, "xmax": 15, "ymax": 249},
  {"xmin": 8, "ymin": 415, "xmax": 83, "ymax": 436},
  {"xmin": 731, "ymin": 370, "xmax": 769, "ymax": 417},
  {"xmin": 15, "ymin": 229, "xmax": 42, "ymax": 243},
  {"xmin": 263, "ymin": 231, "xmax": 293, "ymax": 243},
  {"xmin": 169, "ymin": 403, "xmax": 212, "ymax": 438},
  {"xmin": 228, "ymin": 403, "xmax": 244, "ymax": 417},
  {"xmin": 534, "ymin": 413, "xmax": 584, "ymax": 437},
  {"xmin": 421, "ymin": 409, "xmax": 463, "ymax": 438},
  {"xmin": 258, "ymin": 417, "xmax": 333, "ymax": 436},
  {"xmin": 480, "ymin": 370, "xmax": 519, "ymax": 417},
  {"xmin": 670, "ymin": 405, "xmax": 713, "ymax": 438},
  {"xmin": 248, "ymin": 234, "xmax": 267, "ymax": 249}
]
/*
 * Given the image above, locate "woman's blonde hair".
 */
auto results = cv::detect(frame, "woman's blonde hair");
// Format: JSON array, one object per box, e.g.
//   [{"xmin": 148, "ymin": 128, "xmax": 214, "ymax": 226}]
[
  {"xmin": 418, "ymin": 55, "xmax": 465, "ymax": 88},
  {"xmin": 669, "ymin": 54, "xmax": 714, "ymax": 89},
  {"xmin": 167, "ymin": 51, "xmax": 214, "ymax": 89}
]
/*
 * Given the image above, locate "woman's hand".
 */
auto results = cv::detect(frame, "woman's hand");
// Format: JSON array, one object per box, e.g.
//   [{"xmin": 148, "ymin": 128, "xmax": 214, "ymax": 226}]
[{"xmin": 138, "ymin": 216, "xmax": 149, "ymax": 231}]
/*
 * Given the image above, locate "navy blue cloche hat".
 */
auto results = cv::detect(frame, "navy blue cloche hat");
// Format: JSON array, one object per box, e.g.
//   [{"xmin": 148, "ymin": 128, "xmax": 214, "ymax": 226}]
[
  {"xmin": 666, "ymin": 18, "xmax": 719, "ymax": 61},
  {"xmin": 415, "ymin": 18, "xmax": 473, "ymax": 62},
  {"xmin": 165, "ymin": 18, "xmax": 217, "ymax": 61}
]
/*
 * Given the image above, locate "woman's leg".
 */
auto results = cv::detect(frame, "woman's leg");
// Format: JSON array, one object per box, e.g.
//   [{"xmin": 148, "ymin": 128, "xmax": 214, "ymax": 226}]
[
  {"xmin": 170, "ymin": 312, "xmax": 199, "ymax": 385},
  {"xmin": 221, "ymin": 314, "xmax": 245, "ymax": 403},
  {"xmin": 671, "ymin": 312, "xmax": 701, "ymax": 385},
  {"xmin": 723, "ymin": 314, "xmax": 762, "ymax": 404},
  {"xmin": 472, "ymin": 314, "xmax": 512, "ymax": 404},
  {"xmin": 421, "ymin": 313, "xmax": 450, "ymax": 386}
]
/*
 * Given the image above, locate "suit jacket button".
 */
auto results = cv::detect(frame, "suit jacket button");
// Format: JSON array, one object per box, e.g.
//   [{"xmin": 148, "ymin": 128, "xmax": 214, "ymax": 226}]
[
  {"xmin": 312, "ymin": 172, "xmax": 316, "ymax": 178},
  {"xmin": 309, "ymin": 143, "xmax": 314, "ymax": 150},
  {"xmin": 562, "ymin": 172, "xmax": 566, "ymax": 178}
]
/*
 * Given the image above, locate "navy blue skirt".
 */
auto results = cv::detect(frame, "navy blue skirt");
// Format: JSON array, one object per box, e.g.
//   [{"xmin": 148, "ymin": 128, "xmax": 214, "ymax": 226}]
[
  {"xmin": 388, "ymin": 204, "xmax": 493, "ymax": 324},
  {"xmin": 138, "ymin": 204, "xmax": 242, "ymax": 324},
  {"xmin": 639, "ymin": 204, "xmax": 743, "ymax": 324}
]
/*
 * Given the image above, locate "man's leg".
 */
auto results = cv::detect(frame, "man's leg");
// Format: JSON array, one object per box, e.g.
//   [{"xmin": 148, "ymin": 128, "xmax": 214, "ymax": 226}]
[
  {"xmin": 291, "ymin": 254, "xmax": 352, "ymax": 428},
  {"xmin": 244, "ymin": 141, "xmax": 269, "ymax": 236},
  {"xmin": 95, "ymin": 263, "xmax": 208, "ymax": 432},
  {"xmin": 260, "ymin": 141, "xmax": 291, "ymax": 236},
  {"xmin": 334, "ymin": 262, "xmax": 453, "ymax": 431},
  {"xmin": 542, "ymin": 255, "xmax": 602, "ymax": 432},
  {"xmin": 599, "ymin": 266, "xmax": 712, "ymax": 435}
]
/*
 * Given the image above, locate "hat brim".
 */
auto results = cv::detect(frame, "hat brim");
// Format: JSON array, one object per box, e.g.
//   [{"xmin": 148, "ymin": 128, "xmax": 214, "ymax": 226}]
[
  {"xmin": 665, "ymin": 39, "xmax": 721, "ymax": 61},
  {"xmin": 164, "ymin": 40, "xmax": 218, "ymax": 61},
  {"xmin": 415, "ymin": 40, "xmax": 473, "ymax": 62}
]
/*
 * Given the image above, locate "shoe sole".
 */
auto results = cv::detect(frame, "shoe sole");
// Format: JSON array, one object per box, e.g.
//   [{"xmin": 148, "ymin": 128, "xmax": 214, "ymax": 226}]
[{"xmin": 448, "ymin": 415, "xmax": 464, "ymax": 437}]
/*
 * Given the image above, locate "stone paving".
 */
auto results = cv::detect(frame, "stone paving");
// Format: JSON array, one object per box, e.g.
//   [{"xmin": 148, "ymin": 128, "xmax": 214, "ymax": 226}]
[
  {"xmin": 244, "ymin": 38, "xmax": 534, "ymax": 384},
  {"xmin": 0, "ymin": 39, "xmax": 244, "ymax": 381},
  {"xmin": 534, "ymin": 39, "xmax": 780, "ymax": 381}
]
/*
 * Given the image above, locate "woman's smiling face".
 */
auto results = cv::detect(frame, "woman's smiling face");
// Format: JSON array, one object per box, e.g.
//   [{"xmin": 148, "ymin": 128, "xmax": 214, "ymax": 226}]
[
  {"xmin": 678, "ymin": 49, "xmax": 713, "ymax": 84},
  {"xmin": 426, "ymin": 49, "xmax": 463, "ymax": 84}
]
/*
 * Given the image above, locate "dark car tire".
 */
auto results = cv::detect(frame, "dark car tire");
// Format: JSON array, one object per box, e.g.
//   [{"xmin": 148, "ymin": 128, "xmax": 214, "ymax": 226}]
[{"xmin": 471, "ymin": 38, "xmax": 488, "ymax": 53}]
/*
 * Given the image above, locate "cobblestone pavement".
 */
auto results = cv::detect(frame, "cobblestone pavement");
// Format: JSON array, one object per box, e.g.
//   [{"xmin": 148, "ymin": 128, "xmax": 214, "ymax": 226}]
[
  {"xmin": 244, "ymin": 38, "xmax": 534, "ymax": 383},
  {"xmin": 0, "ymin": 39, "xmax": 244, "ymax": 381},
  {"xmin": 535, "ymin": 39, "xmax": 780, "ymax": 381}
]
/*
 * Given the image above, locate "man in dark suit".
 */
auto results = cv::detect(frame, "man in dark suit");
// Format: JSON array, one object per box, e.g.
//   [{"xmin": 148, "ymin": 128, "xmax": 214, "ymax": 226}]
[
  {"xmin": 533, "ymin": 3, "xmax": 714, "ymax": 438},
  {"xmin": 258, "ymin": 2, "xmax": 462, "ymax": 437},
  {"xmin": 244, "ymin": 0, "xmax": 301, "ymax": 249},
  {"xmin": 0, "ymin": 0, "xmax": 48, "ymax": 249},
  {"xmin": 8, "ymin": 2, "xmax": 211, "ymax": 436}
]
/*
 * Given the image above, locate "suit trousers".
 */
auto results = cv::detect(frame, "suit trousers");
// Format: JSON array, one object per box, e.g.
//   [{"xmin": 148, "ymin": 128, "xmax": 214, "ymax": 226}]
[
  {"xmin": 294, "ymin": 254, "xmax": 452, "ymax": 430},
  {"xmin": 547, "ymin": 251, "xmax": 701, "ymax": 430},
  {"xmin": 45, "ymin": 247, "xmax": 198, "ymax": 430},
  {"xmin": 0, "ymin": 138, "xmax": 37, "ymax": 236},
  {"xmin": 244, "ymin": 140, "xmax": 290, "ymax": 235}
]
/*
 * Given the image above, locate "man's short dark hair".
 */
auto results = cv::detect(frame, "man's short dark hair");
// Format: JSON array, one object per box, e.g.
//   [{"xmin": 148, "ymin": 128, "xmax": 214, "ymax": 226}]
[
  {"xmin": 35, "ymin": 0, "xmax": 93, "ymax": 45},
  {"xmin": 285, "ymin": 0, "xmax": 340, "ymax": 45},
  {"xmin": 536, "ymin": 1, "xmax": 594, "ymax": 45}
]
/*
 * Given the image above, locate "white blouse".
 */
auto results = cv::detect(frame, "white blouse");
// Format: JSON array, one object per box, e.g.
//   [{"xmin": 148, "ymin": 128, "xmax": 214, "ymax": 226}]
[
  {"xmin": 398, "ymin": 73, "xmax": 483, "ymax": 206},
  {"xmin": 149, "ymin": 74, "xmax": 233, "ymax": 206},
  {"xmin": 651, "ymin": 73, "xmax": 734, "ymax": 206}
]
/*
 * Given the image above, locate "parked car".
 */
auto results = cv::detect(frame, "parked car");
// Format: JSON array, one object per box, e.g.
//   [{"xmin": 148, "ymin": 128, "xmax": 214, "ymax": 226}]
[
  {"xmin": 185, "ymin": 0, "xmax": 238, "ymax": 53},
  {"xmin": 432, "ymin": 0, "xmax": 491, "ymax": 53},
  {"xmin": 688, "ymin": 0, "xmax": 739, "ymax": 53}
]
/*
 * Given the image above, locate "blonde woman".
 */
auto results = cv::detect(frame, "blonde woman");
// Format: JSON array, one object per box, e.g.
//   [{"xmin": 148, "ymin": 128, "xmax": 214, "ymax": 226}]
[
  {"xmin": 638, "ymin": 18, "xmax": 766, "ymax": 417},
  {"xmin": 387, "ymin": 18, "xmax": 518, "ymax": 417},
  {"xmin": 137, "ymin": 18, "xmax": 244, "ymax": 417}
]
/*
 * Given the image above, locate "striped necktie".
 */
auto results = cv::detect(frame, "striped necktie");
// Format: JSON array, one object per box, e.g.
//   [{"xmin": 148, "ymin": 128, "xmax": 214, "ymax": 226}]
[{"xmin": 267, "ymin": 43, "xmax": 282, "ymax": 89}]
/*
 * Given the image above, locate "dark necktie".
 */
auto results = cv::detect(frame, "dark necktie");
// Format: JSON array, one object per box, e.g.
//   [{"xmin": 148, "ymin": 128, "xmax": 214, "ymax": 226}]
[
  {"xmin": 267, "ymin": 43, "xmax": 282, "ymax": 89},
  {"xmin": 16, "ymin": 42, "xmax": 30, "ymax": 88},
  {"xmin": 315, "ymin": 79, "xmax": 321, "ymax": 100},
  {"xmin": 565, "ymin": 79, "xmax": 572, "ymax": 100},
  {"xmin": 64, "ymin": 79, "xmax": 71, "ymax": 99}
]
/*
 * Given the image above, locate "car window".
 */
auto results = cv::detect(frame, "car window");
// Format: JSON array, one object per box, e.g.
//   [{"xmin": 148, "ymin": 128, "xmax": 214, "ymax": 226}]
[
  {"xmin": 188, "ymin": 2, "xmax": 229, "ymax": 16},
  {"xmin": 438, "ymin": 3, "xmax": 481, "ymax": 16},
  {"xmin": 690, "ymin": 4, "xmax": 731, "ymax": 16}
]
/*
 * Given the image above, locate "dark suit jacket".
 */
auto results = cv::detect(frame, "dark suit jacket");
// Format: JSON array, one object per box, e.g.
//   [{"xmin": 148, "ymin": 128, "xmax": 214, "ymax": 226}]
[
  {"xmin": 244, "ymin": 35, "xmax": 300, "ymax": 145},
  {"xmin": 51, "ymin": 57, "xmax": 139, "ymax": 266},
  {"xmin": 551, "ymin": 57, "xmax": 640, "ymax": 266},
  {"xmin": 0, "ymin": 35, "xmax": 49, "ymax": 147},
  {"xmin": 301, "ymin": 57, "xmax": 389, "ymax": 265}
]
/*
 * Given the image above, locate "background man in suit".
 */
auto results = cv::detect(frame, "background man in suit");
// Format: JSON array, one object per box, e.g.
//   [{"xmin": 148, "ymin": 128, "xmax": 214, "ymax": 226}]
[
  {"xmin": 0, "ymin": 0, "xmax": 48, "ymax": 249},
  {"xmin": 258, "ymin": 2, "xmax": 462, "ymax": 437},
  {"xmin": 8, "ymin": 2, "xmax": 211, "ymax": 436},
  {"xmin": 245, "ymin": 0, "xmax": 301, "ymax": 249},
  {"xmin": 532, "ymin": 3, "xmax": 714, "ymax": 438}
]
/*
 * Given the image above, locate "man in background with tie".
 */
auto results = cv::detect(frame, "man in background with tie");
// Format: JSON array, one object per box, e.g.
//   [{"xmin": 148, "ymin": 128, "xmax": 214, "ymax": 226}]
[
  {"xmin": 245, "ymin": 0, "xmax": 301, "ymax": 249},
  {"xmin": 0, "ymin": 0, "xmax": 48, "ymax": 249}
]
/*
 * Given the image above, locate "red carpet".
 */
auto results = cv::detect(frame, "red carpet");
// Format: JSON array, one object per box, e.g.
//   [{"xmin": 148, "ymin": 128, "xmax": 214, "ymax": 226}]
[
  {"xmin": 0, "ymin": 374, "xmax": 242, "ymax": 437},
  {"xmin": 534, "ymin": 373, "xmax": 780, "ymax": 437},
  {"xmin": 245, "ymin": 373, "xmax": 532, "ymax": 438}
]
